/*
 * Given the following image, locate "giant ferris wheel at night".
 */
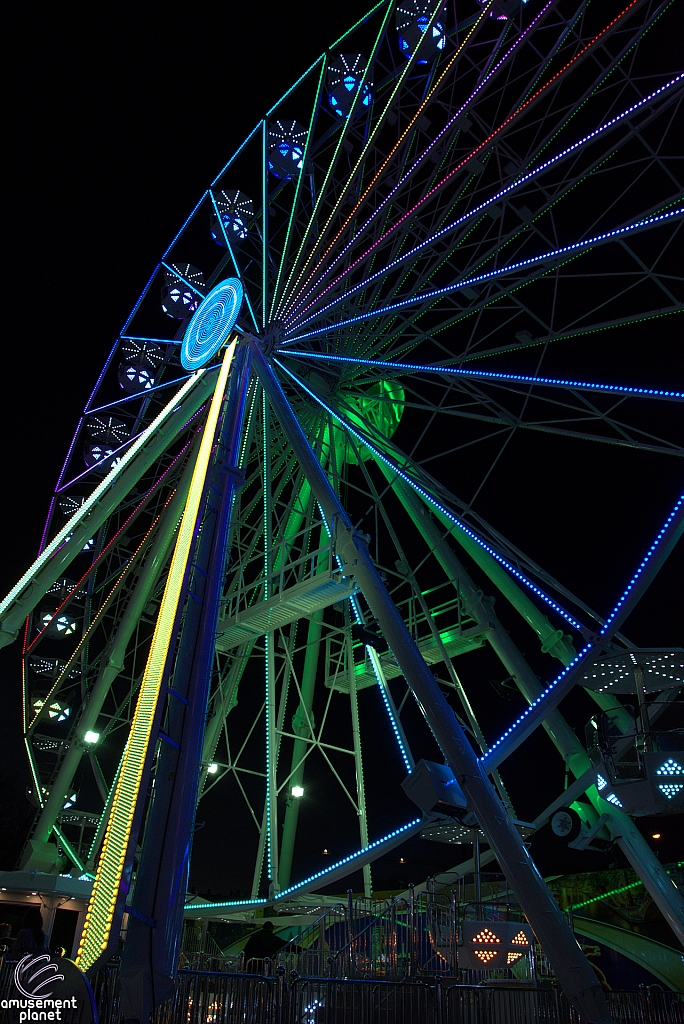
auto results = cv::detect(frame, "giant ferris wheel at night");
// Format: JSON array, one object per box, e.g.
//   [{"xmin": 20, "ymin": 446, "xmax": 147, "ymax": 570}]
[{"xmin": 0, "ymin": 1, "xmax": 682, "ymax": 1020}]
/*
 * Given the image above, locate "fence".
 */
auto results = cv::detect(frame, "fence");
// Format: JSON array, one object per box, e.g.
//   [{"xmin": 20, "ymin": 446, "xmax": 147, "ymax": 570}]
[
  {"xmin": 2, "ymin": 957, "xmax": 682, "ymax": 1024},
  {"xmin": 145, "ymin": 971, "xmax": 683, "ymax": 1024}
]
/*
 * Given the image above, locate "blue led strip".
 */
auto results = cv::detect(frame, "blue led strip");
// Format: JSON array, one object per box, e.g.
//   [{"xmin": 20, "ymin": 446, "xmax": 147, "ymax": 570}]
[
  {"xmin": 266, "ymin": 54, "xmax": 324, "ymax": 117},
  {"xmin": 278, "ymin": 352, "xmax": 683, "ymax": 401},
  {"xmin": 191, "ymin": 818, "xmax": 423, "ymax": 909},
  {"xmin": 283, "ymin": 207, "xmax": 684, "ymax": 342},
  {"xmin": 120, "ymin": 263, "xmax": 161, "ymax": 335},
  {"xmin": 597, "ymin": 494, "xmax": 684, "ymax": 638},
  {"xmin": 84, "ymin": 342, "xmax": 119, "ymax": 415},
  {"xmin": 318, "ymin": 501, "xmax": 413, "ymax": 772},
  {"xmin": 276, "ymin": 360, "xmax": 585, "ymax": 633},
  {"xmin": 120, "ymin": 335, "xmax": 180, "ymax": 344},
  {"xmin": 86, "ymin": 373, "xmax": 195, "ymax": 415},
  {"xmin": 211, "ymin": 121, "xmax": 264, "ymax": 187},
  {"xmin": 283, "ymin": 75, "xmax": 683, "ymax": 329},
  {"xmin": 188, "ymin": 897, "xmax": 269, "ymax": 910},
  {"xmin": 162, "ymin": 191, "xmax": 208, "ymax": 259},
  {"xmin": 274, "ymin": 818, "xmax": 422, "ymax": 899},
  {"xmin": 481, "ymin": 492, "xmax": 684, "ymax": 769},
  {"xmin": 367, "ymin": 646, "xmax": 413, "ymax": 774}
]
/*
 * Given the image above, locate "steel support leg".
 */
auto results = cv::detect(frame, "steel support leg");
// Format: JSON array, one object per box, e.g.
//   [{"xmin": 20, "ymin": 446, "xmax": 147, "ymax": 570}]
[
  {"xmin": 279, "ymin": 607, "xmax": 323, "ymax": 891},
  {"xmin": 119, "ymin": 344, "xmax": 252, "ymax": 1019},
  {"xmin": 250, "ymin": 339, "xmax": 611, "ymax": 1024},
  {"xmin": 387, "ymin": 473, "xmax": 684, "ymax": 947}
]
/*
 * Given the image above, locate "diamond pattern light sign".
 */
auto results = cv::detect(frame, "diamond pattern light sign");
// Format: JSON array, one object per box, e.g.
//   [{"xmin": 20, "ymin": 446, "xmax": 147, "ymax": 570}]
[{"xmin": 458, "ymin": 921, "xmax": 534, "ymax": 971}]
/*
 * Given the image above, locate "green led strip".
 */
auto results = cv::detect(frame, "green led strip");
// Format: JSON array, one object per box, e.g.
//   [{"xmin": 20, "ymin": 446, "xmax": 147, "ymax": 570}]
[
  {"xmin": 570, "ymin": 867, "xmax": 678, "ymax": 911},
  {"xmin": 76, "ymin": 340, "xmax": 237, "ymax": 971},
  {"xmin": 570, "ymin": 879, "xmax": 643, "ymax": 910}
]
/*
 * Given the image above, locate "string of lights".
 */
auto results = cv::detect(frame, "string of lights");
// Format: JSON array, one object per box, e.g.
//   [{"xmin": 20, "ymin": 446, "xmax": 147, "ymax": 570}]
[
  {"xmin": 278, "ymin": 350, "xmax": 683, "ymax": 400},
  {"xmin": 283, "ymin": 207, "xmax": 683, "ymax": 343},
  {"xmin": 283, "ymin": 75, "xmax": 683, "ymax": 330}
]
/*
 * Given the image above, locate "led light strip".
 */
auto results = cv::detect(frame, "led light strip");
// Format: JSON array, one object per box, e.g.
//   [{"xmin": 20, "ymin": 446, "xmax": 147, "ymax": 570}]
[
  {"xmin": 481, "ymin": 492, "xmax": 684, "ymax": 766},
  {"xmin": 283, "ymin": 0, "xmax": 558, "ymax": 324},
  {"xmin": 276, "ymin": 360, "xmax": 585, "ymax": 632},
  {"xmin": 367, "ymin": 647, "xmax": 413, "ymax": 773},
  {"xmin": 284, "ymin": 74, "xmax": 684, "ymax": 329},
  {"xmin": 283, "ymin": 206, "xmax": 684, "ymax": 342},
  {"xmin": 276, "ymin": 0, "xmax": 489, "ymax": 321},
  {"xmin": 76, "ymin": 341, "xmax": 236, "ymax": 971},
  {"xmin": 283, "ymin": 0, "xmax": 646, "ymax": 324},
  {"xmin": 278, "ymin": 350, "xmax": 683, "ymax": 400},
  {"xmin": 0, "ymin": 372, "xmax": 204, "ymax": 622},
  {"xmin": 274, "ymin": 818, "xmax": 422, "ymax": 899}
]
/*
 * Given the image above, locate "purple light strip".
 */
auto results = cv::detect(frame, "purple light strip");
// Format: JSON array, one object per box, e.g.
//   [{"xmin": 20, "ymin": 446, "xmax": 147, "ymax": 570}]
[
  {"xmin": 37, "ymin": 497, "xmax": 56, "ymax": 557},
  {"xmin": 84, "ymin": 342, "xmax": 120, "ymax": 415},
  {"xmin": 54, "ymin": 417, "xmax": 84, "ymax": 493},
  {"xmin": 278, "ymin": 350, "xmax": 684, "ymax": 400},
  {"xmin": 280, "ymin": 0, "xmax": 555, "ymax": 323},
  {"xmin": 283, "ymin": 207, "xmax": 684, "ymax": 342},
  {"xmin": 284, "ymin": 75, "xmax": 684, "ymax": 329}
]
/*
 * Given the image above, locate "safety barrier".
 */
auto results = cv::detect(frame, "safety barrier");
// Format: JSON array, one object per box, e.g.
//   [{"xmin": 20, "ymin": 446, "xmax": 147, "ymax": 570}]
[
  {"xmin": 3, "ymin": 955, "xmax": 682, "ymax": 1024},
  {"xmin": 145, "ymin": 971, "xmax": 683, "ymax": 1024},
  {"xmin": 153, "ymin": 970, "xmax": 279, "ymax": 1024}
]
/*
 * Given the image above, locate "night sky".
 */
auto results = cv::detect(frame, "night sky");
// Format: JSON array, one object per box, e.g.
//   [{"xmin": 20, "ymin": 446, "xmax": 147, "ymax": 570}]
[{"xmin": 2, "ymin": 1, "xmax": 682, "ymax": 899}]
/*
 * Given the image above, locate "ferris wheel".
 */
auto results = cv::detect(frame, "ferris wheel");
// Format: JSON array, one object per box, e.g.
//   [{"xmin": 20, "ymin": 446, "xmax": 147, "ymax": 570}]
[{"xmin": 0, "ymin": 0, "xmax": 682, "ymax": 1019}]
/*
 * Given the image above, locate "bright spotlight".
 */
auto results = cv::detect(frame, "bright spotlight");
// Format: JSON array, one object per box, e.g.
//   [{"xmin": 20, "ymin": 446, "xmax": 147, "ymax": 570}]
[
  {"xmin": 292, "ymin": 785, "xmax": 304, "ymax": 798},
  {"xmin": 84, "ymin": 731, "xmax": 100, "ymax": 744},
  {"xmin": 207, "ymin": 763, "xmax": 218, "ymax": 774}
]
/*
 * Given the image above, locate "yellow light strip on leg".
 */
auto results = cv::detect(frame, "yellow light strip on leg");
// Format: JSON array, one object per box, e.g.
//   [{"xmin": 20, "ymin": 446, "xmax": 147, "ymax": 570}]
[{"xmin": 76, "ymin": 341, "xmax": 237, "ymax": 971}]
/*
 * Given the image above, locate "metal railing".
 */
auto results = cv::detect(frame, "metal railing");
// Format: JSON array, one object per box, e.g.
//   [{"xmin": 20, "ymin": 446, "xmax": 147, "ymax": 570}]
[
  {"xmin": 143, "ymin": 971, "xmax": 683, "ymax": 1024},
  {"xmin": 7, "ymin": 954, "xmax": 680, "ymax": 1024}
]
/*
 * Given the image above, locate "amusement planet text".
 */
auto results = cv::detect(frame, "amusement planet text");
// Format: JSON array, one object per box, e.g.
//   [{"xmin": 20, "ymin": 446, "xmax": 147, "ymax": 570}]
[{"xmin": 1, "ymin": 997, "xmax": 79, "ymax": 1022}]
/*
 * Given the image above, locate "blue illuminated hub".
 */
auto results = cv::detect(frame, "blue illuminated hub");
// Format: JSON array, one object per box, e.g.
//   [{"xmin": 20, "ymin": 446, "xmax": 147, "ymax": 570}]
[
  {"xmin": 181, "ymin": 278, "xmax": 243, "ymax": 371},
  {"xmin": 396, "ymin": 2, "xmax": 447, "ymax": 63},
  {"xmin": 327, "ymin": 54, "xmax": 372, "ymax": 118}
]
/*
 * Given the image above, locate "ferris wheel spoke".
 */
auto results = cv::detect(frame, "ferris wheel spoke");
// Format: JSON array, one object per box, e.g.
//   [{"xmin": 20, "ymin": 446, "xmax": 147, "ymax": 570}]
[
  {"xmin": 281, "ymin": 349, "xmax": 684, "ymax": 402},
  {"xmin": 284, "ymin": 77, "xmax": 684, "ymax": 335},
  {"xmin": 283, "ymin": 0, "xmax": 662, "ymax": 326},
  {"xmin": 283, "ymin": 69, "xmax": 682, "ymax": 341},
  {"xmin": 307, "ymin": 188, "xmax": 683, "ymax": 364},
  {"xmin": 287, "ymin": 0, "xmax": 600, "ymax": 322},
  {"xmin": 280, "ymin": 3, "xmax": 543, "ymax": 322},
  {"xmin": 276, "ymin": 1, "xmax": 494, "ymax": 321},
  {"xmin": 281, "ymin": 205, "xmax": 683, "ymax": 351},
  {"xmin": 277, "ymin": 359, "xmax": 596, "ymax": 632},
  {"xmin": 269, "ymin": 58, "xmax": 329, "ymax": 320}
]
